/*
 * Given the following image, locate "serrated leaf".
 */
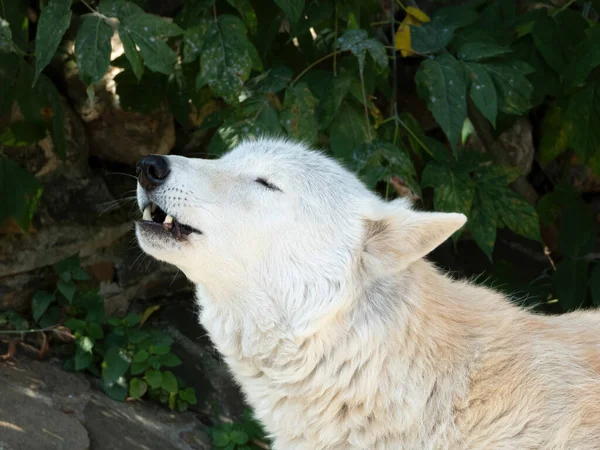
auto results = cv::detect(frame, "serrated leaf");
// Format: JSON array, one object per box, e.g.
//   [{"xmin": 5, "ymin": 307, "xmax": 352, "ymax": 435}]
[
  {"xmin": 565, "ymin": 78, "xmax": 600, "ymax": 175},
  {"xmin": 129, "ymin": 377, "xmax": 148, "ymax": 398},
  {"xmin": 329, "ymin": 101, "xmax": 370, "ymax": 159},
  {"xmin": 197, "ymin": 15, "xmax": 260, "ymax": 103},
  {"xmin": 415, "ymin": 53, "xmax": 467, "ymax": 151},
  {"xmin": 120, "ymin": 12, "xmax": 183, "ymax": 74},
  {"xmin": 0, "ymin": 158, "xmax": 43, "ymax": 231},
  {"xmin": 539, "ymin": 106, "xmax": 571, "ymax": 165},
  {"xmin": 161, "ymin": 370, "xmax": 178, "ymax": 393},
  {"xmin": 337, "ymin": 29, "xmax": 387, "ymax": 72},
  {"xmin": 118, "ymin": 27, "xmax": 144, "ymax": 80},
  {"xmin": 273, "ymin": 0, "xmax": 304, "ymax": 24},
  {"xmin": 34, "ymin": 0, "xmax": 72, "ymax": 84},
  {"xmin": 464, "ymin": 62, "xmax": 497, "ymax": 126},
  {"xmin": 457, "ymin": 41, "xmax": 511, "ymax": 62},
  {"xmin": 421, "ymin": 162, "xmax": 474, "ymax": 219},
  {"xmin": 32, "ymin": 291, "xmax": 55, "ymax": 322},
  {"xmin": 553, "ymin": 260, "xmax": 589, "ymax": 312},
  {"xmin": 102, "ymin": 347, "xmax": 130, "ymax": 383},
  {"xmin": 469, "ymin": 189, "xmax": 497, "ymax": 260},
  {"xmin": 280, "ymin": 83, "xmax": 319, "ymax": 143},
  {"xmin": 75, "ymin": 15, "xmax": 113, "ymax": 85}
]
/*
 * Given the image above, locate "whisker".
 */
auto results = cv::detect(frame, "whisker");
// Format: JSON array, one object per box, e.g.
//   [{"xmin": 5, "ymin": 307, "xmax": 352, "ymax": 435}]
[{"xmin": 106, "ymin": 171, "xmax": 138, "ymax": 180}]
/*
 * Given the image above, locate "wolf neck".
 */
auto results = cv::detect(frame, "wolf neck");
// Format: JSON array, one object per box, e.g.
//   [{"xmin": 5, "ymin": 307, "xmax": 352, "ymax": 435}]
[{"xmin": 196, "ymin": 261, "xmax": 520, "ymax": 447}]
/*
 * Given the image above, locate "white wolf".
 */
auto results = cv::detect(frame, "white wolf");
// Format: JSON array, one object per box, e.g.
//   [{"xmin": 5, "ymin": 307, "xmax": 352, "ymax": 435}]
[{"xmin": 135, "ymin": 137, "xmax": 600, "ymax": 450}]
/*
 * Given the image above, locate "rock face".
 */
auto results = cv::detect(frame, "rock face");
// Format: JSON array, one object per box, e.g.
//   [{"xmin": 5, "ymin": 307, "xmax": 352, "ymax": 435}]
[{"xmin": 0, "ymin": 356, "xmax": 213, "ymax": 450}]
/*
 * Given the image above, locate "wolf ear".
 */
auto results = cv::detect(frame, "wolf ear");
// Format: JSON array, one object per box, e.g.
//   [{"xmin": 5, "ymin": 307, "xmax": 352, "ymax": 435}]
[{"xmin": 362, "ymin": 199, "xmax": 467, "ymax": 274}]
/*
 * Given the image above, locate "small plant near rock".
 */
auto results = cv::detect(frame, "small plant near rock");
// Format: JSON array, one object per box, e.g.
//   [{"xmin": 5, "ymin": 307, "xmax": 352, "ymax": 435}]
[
  {"xmin": 0, "ymin": 253, "xmax": 197, "ymax": 412},
  {"xmin": 210, "ymin": 409, "xmax": 271, "ymax": 450}
]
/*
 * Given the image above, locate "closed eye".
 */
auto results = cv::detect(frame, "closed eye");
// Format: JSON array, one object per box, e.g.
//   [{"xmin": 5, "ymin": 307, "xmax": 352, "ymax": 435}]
[{"xmin": 256, "ymin": 177, "xmax": 281, "ymax": 192}]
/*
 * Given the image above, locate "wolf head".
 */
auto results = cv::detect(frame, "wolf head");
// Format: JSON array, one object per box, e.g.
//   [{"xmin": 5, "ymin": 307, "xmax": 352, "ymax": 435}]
[{"xmin": 135, "ymin": 138, "xmax": 466, "ymax": 334}]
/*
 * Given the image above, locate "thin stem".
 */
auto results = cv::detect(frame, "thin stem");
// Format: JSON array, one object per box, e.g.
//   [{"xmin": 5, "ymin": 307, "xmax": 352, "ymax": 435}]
[
  {"xmin": 395, "ymin": 116, "xmax": 433, "ymax": 157},
  {"xmin": 79, "ymin": 0, "xmax": 97, "ymax": 14},
  {"xmin": 359, "ymin": 69, "xmax": 372, "ymax": 142},
  {"xmin": 291, "ymin": 50, "xmax": 342, "ymax": 86},
  {"xmin": 0, "ymin": 325, "xmax": 61, "ymax": 335},
  {"xmin": 552, "ymin": 0, "xmax": 577, "ymax": 15}
]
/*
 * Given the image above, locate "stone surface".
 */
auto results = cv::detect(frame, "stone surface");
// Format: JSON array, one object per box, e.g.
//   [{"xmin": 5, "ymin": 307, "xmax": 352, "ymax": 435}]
[{"xmin": 0, "ymin": 355, "xmax": 213, "ymax": 450}]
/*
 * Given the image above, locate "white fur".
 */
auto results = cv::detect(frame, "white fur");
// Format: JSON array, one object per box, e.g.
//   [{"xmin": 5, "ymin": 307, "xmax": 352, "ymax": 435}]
[{"xmin": 136, "ymin": 137, "xmax": 600, "ymax": 449}]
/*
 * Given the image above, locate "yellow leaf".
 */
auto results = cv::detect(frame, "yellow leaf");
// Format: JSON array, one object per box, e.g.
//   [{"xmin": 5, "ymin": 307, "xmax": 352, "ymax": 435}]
[
  {"xmin": 405, "ymin": 6, "xmax": 430, "ymax": 24},
  {"xmin": 394, "ymin": 7, "xmax": 430, "ymax": 58},
  {"xmin": 370, "ymin": 103, "xmax": 384, "ymax": 129},
  {"xmin": 139, "ymin": 305, "xmax": 161, "ymax": 327}
]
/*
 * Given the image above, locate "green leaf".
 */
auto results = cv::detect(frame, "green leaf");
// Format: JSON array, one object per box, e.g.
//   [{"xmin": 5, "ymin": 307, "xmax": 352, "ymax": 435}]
[
  {"xmin": 34, "ymin": 0, "xmax": 72, "ymax": 84},
  {"xmin": 432, "ymin": 5, "xmax": 478, "ymax": 29},
  {"xmin": 280, "ymin": 83, "xmax": 319, "ymax": 144},
  {"xmin": 212, "ymin": 430, "xmax": 230, "ymax": 447},
  {"xmin": 32, "ymin": 291, "xmax": 55, "ymax": 322},
  {"xmin": 230, "ymin": 430, "xmax": 249, "ymax": 445},
  {"xmin": 133, "ymin": 349, "xmax": 149, "ymax": 363},
  {"xmin": 38, "ymin": 75, "xmax": 67, "ymax": 159},
  {"xmin": 421, "ymin": 162, "xmax": 474, "ymax": 219},
  {"xmin": 159, "ymin": 353, "xmax": 182, "ymax": 367},
  {"xmin": 497, "ymin": 190, "xmax": 541, "ymax": 242},
  {"xmin": 102, "ymin": 379, "xmax": 128, "ymax": 402},
  {"xmin": 97, "ymin": 0, "xmax": 144, "ymax": 18},
  {"xmin": 120, "ymin": 12, "xmax": 183, "ymax": 74},
  {"xmin": 0, "ymin": 121, "xmax": 47, "ymax": 146},
  {"xmin": 0, "ymin": 53, "xmax": 19, "ymax": 114},
  {"xmin": 553, "ymin": 260, "xmax": 589, "ymax": 312},
  {"xmin": 129, "ymin": 377, "xmax": 148, "ymax": 398},
  {"xmin": 532, "ymin": 14, "xmax": 567, "ymax": 75},
  {"xmin": 245, "ymin": 66, "xmax": 293, "ymax": 94},
  {"xmin": 464, "ymin": 62, "xmax": 497, "ymax": 127},
  {"xmin": 57, "ymin": 280, "xmax": 76, "ymax": 303},
  {"xmin": 482, "ymin": 61, "xmax": 533, "ymax": 115},
  {"xmin": 469, "ymin": 189, "xmax": 497, "ymax": 260},
  {"xmin": 329, "ymin": 101, "xmax": 370, "ymax": 159},
  {"xmin": 145, "ymin": 369, "xmax": 162, "ymax": 388},
  {"xmin": 415, "ymin": 53, "xmax": 467, "ymax": 151},
  {"xmin": 410, "ymin": 21, "xmax": 454, "ymax": 54},
  {"xmin": 161, "ymin": 370, "xmax": 178, "ymax": 393},
  {"xmin": 0, "ymin": 158, "xmax": 43, "ymax": 231},
  {"xmin": 123, "ymin": 312, "xmax": 140, "ymax": 327},
  {"xmin": 337, "ymin": 29, "xmax": 387, "ymax": 73},
  {"xmin": 456, "ymin": 42, "xmax": 511, "ymax": 62},
  {"xmin": 75, "ymin": 339, "xmax": 93, "ymax": 371},
  {"xmin": 567, "ymin": 26, "xmax": 600, "ymax": 86},
  {"xmin": 273, "ymin": 0, "xmax": 304, "ymax": 24},
  {"xmin": 589, "ymin": 264, "xmax": 600, "ymax": 307},
  {"xmin": 181, "ymin": 19, "xmax": 215, "ymax": 63},
  {"xmin": 38, "ymin": 306, "xmax": 61, "ymax": 328},
  {"xmin": 102, "ymin": 347, "xmax": 130, "ymax": 383},
  {"xmin": 152, "ymin": 344, "xmax": 170, "ymax": 355},
  {"xmin": 539, "ymin": 106, "xmax": 571, "ymax": 165},
  {"xmin": 75, "ymin": 15, "xmax": 113, "ymax": 85},
  {"xmin": 565, "ymin": 78, "xmax": 600, "ymax": 175},
  {"xmin": 65, "ymin": 318, "xmax": 86, "ymax": 332},
  {"xmin": 117, "ymin": 27, "xmax": 144, "ymax": 81},
  {"xmin": 54, "ymin": 254, "xmax": 80, "ymax": 277},
  {"xmin": 197, "ymin": 15, "xmax": 261, "ymax": 103},
  {"xmin": 226, "ymin": 0, "xmax": 257, "ymax": 34},
  {"xmin": 86, "ymin": 322, "xmax": 104, "ymax": 339}
]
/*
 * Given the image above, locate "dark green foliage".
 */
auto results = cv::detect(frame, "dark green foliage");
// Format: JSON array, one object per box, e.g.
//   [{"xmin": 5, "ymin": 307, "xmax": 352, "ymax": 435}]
[{"xmin": 1, "ymin": 0, "xmax": 599, "ymax": 337}]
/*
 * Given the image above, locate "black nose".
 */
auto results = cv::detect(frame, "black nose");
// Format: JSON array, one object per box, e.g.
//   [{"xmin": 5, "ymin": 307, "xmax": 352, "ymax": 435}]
[{"xmin": 136, "ymin": 155, "xmax": 170, "ymax": 190}]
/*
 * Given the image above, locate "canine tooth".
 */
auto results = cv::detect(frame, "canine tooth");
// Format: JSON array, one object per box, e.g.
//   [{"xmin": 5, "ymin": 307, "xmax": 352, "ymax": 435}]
[
  {"xmin": 143, "ymin": 206, "xmax": 152, "ymax": 221},
  {"xmin": 164, "ymin": 215, "xmax": 173, "ymax": 224}
]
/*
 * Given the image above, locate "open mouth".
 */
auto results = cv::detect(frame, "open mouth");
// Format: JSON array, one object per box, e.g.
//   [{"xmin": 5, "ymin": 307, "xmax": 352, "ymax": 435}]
[{"xmin": 140, "ymin": 202, "xmax": 200, "ymax": 239}]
